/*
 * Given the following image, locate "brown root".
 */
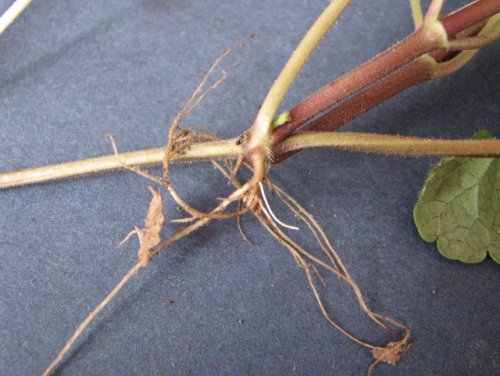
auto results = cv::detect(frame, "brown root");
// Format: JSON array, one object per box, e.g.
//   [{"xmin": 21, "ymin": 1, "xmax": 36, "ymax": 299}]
[
  {"xmin": 42, "ymin": 177, "xmax": 243, "ymax": 375},
  {"xmin": 254, "ymin": 186, "xmax": 411, "ymax": 373},
  {"xmin": 236, "ymin": 199, "xmax": 254, "ymax": 246},
  {"xmin": 161, "ymin": 44, "xmax": 253, "ymax": 220},
  {"xmin": 209, "ymin": 159, "xmax": 412, "ymax": 373},
  {"xmin": 44, "ymin": 151, "xmax": 411, "ymax": 376},
  {"xmin": 44, "ymin": 38, "xmax": 410, "ymax": 376},
  {"xmin": 42, "ymin": 263, "xmax": 143, "ymax": 376}
]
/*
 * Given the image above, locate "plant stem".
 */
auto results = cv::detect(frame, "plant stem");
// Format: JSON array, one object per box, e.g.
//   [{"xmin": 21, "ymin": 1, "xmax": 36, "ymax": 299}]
[
  {"xmin": 447, "ymin": 12, "xmax": 500, "ymax": 50},
  {"xmin": 273, "ymin": 7, "xmax": 500, "ymax": 162},
  {"xmin": 248, "ymin": 0, "xmax": 351, "ymax": 151},
  {"xmin": 272, "ymin": 57, "xmax": 436, "ymax": 163},
  {"xmin": 271, "ymin": 31, "xmax": 439, "ymax": 145},
  {"xmin": 441, "ymin": 0, "xmax": 500, "ymax": 36},
  {"xmin": 0, "ymin": 0, "xmax": 32, "ymax": 36},
  {"xmin": 410, "ymin": 0, "xmax": 425, "ymax": 29},
  {"xmin": 433, "ymin": 12, "xmax": 500, "ymax": 77},
  {"xmin": 4, "ymin": 127, "xmax": 499, "ymax": 191},
  {"xmin": 0, "ymin": 148, "xmax": 162, "ymax": 189},
  {"xmin": 0, "ymin": 138, "xmax": 241, "ymax": 189},
  {"xmin": 275, "ymin": 132, "xmax": 500, "ymax": 157},
  {"xmin": 1, "ymin": 1, "xmax": 499, "ymax": 190},
  {"xmin": 272, "ymin": 0, "xmax": 500, "ymax": 145}
]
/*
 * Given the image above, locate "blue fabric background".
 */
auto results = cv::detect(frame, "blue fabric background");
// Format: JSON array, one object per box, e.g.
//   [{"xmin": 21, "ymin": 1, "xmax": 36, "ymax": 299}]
[{"xmin": 0, "ymin": 1, "xmax": 498, "ymax": 375}]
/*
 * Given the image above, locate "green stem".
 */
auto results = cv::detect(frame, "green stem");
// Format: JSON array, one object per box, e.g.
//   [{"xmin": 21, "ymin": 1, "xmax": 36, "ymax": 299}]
[
  {"xmin": 2, "ymin": 1, "xmax": 499, "ymax": 190},
  {"xmin": 274, "ymin": 132, "xmax": 500, "ymax": 157},
  {"xmin": 248, "ymin": 0, "xmax": 351, "ymax": 151},
  {"xmin": 4, "ymin": 129, "xmax": 499, "ymax": 190},
  {"xmin": 0, "ymin": 138, "xmax": 241, "ymax": 189}
]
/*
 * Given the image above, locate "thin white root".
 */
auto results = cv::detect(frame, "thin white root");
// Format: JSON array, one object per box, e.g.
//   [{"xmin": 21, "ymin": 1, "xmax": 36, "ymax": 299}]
[{"xmin": 258, "ymin": 182, "xmax": 299, "ymax": 231}]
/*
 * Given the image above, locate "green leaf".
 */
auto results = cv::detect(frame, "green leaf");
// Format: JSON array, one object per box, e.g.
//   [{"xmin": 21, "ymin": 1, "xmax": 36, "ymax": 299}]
[
  {"xmin": 414, "ymin": 154, "xmax": 500, "ymax": 264},
  {"xmin": 472, "ymin": 129, "xmax": 493, "ymax": 140},
  {"xmin": 271, "ymin": 111, "xmax": 291, "ymax": 129}
]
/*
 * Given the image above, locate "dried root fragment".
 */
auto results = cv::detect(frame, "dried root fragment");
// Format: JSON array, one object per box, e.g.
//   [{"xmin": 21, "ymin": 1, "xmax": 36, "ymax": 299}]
[
  {"xmin": 121, "ymin": 186, "xmax": 164, "ymax": 266},
  {"xmin": 369, "ymin": 330, "xmax": 412, "ymax": 374}
]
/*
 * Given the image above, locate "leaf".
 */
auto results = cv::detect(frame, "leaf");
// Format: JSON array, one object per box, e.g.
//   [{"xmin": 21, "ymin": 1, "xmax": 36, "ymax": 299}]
[
  {"xmin": 122, "ymin": 186, "xmax": 164, "ymax": 266},
  {"xmin": 414, "ymin": 144, "xmax": 500, "ymax": 263},
  {"xmin": 271, "ymin": 110, "xmax": 291, "ymax": 129}
]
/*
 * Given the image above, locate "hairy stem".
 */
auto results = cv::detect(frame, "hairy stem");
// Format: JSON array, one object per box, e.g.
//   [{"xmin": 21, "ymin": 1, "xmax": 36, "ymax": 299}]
[
  {"xmin": 275, "ymin": 132, "xmax": 500, "ymax": 157},
  {"xmin": 248, "ymin": 0, "xmax": 351, "ymax": 152},
  {"xmin": 271, "ymin": 29, "xmax": 441, "ymax": 145},
  {"xmin": 433, "ymin": 12, "xmax": 500, "ymax": 77},
  {"xmin": 272, "ymin": 56, "xmax": 437, "ymax": 163},
  {"xmin": 272, "ymin": 0, "xmax": 500, "ymax": 145},
  {"xmin": 1, "ymin": 1, "xmax": 499, "ymax": 190},
  {"xmin": 5, "ymin": 126, "xmax": 499, "ymax": 191},
  {"xmin": 441, "ymin": 0, "xmax": 500, "ymax": 36},
  {"xmin": 273, "ymin": 10, "xmax": 500, "ymax": 162},
  {"xmin": 0, "ymin": 139, "xmax": 241, "ymax": 189}
]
